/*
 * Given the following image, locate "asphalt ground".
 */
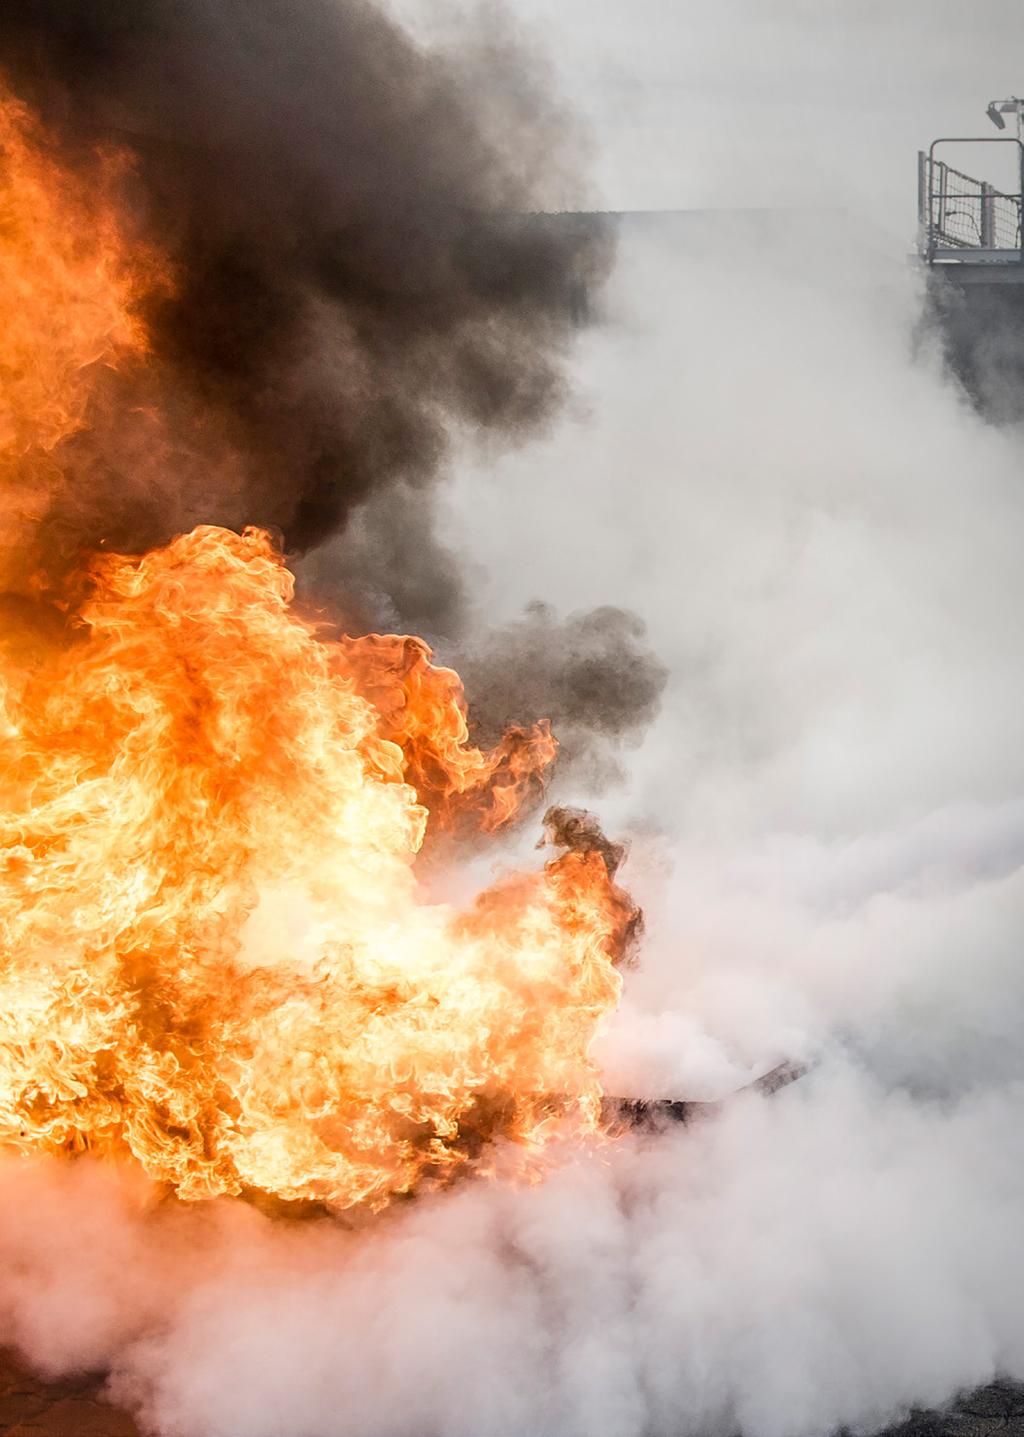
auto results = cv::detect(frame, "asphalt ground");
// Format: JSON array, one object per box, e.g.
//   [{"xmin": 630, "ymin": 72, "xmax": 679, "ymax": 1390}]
[{"xmin": 3, "ymin": 1348, "xmax": 1023, "ymax": 1437}]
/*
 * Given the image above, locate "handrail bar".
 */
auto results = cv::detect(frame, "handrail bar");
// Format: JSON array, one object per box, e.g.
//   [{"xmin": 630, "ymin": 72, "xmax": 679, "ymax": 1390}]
[{"xmin": 922, "ymin": 137, "xmax": 1024, "ymax": 263}]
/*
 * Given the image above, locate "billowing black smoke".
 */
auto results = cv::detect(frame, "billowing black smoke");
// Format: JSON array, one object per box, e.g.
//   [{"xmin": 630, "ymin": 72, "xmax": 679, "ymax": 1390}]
[
  {"xmin": 0, "ymin": 0, "xmax": 610, "ymax": 575},
  {"xmin": 457, "ymin": 603, "xmax": 669, "ymax": 791},
  {"xmin": 0, "ymin": 0, "xmax": 666, "ymax": 771}
]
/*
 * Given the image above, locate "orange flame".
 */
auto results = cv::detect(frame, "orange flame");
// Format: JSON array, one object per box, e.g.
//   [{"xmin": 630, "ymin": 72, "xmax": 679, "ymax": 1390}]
[
  {"xmin": 0, "ymin": 527, "xmax": 629, "ymax": 1209},
  {"xmin": 339, "ymin": 632, "xmax": 558, "ymax": 835},
  {"xmin": 0, "ymin": 94, "xmax": 164, "ymax": 591},
  {"xmin": 0, "ymin": 100, "xmax": 634, "ymax": 1212}
]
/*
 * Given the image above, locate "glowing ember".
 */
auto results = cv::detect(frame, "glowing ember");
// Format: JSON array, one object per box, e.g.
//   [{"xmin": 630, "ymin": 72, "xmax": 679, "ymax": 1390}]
[{"xmin": 0, "ymin": 97, "xmax": 636, "ymax": 1212}]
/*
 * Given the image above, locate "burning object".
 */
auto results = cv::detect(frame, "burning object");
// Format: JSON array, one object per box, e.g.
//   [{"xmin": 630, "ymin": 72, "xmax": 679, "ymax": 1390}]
[
  {"xmin": 0, "ymin": 525, "xmax": 640, "ymax": 1211},
  {"xmin": 0, "ymin": 93, "xmax": 642, "ymax": 1213},
  {"xmin": 605, "ymin": 1060, "xmax": 809, "ymax": 1131},
  {"xmin": 0, "ymin": 85, "xmax": 789, "ymax": 1224}
]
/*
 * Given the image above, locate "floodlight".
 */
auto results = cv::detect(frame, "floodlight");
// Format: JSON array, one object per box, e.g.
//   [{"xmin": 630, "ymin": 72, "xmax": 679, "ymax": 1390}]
[{"xmin": 986, "ymin": 98, "xmax": 1024, "ymax": 134}]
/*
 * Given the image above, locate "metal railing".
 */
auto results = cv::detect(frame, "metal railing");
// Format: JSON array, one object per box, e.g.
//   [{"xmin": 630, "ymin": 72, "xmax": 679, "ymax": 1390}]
[{"xmin": 918, "ymin": 138, "xmax": 1024, "ymax": 263}]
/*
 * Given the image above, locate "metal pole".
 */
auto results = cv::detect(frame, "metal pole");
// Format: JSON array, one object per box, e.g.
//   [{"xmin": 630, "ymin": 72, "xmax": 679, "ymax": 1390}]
[
  {"xmin": 917, "ymin": 150, "xmax": 928, "ymax": 257},
  {"xmin": 981, "ymin": 181, "xmax": 994, "ymax": 247},
  {"xmin": 938, "ymin": 160, "xmax": 947, "ymax": 245}
]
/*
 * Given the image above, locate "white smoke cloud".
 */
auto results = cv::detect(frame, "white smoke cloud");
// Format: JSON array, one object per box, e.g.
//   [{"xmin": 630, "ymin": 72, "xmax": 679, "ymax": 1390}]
[
  {"xmin": 4, "ymin": 4, "xmax": 1024, "ymax": 1435},
  {"xmin": 434, "ymin": 112, "xmax": 1024, "ymax": 1435},
  {"xmin": 5, "ymin": 1070, "xmax": 1024, "ymax": 1437},
  {"xmin": 445, "ymin": 203, "xmax": 1024, "ymax": 1102}
]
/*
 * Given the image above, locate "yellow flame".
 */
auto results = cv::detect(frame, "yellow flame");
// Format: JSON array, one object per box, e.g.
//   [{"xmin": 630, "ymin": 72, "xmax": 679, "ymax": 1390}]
[
  {"xmin": 0, "ymin": 97, "xmax": 632, "ymax": 1212},
  {"xmin": 0, "ymin": 524, "xmax": 629, "ymax": 1210}
]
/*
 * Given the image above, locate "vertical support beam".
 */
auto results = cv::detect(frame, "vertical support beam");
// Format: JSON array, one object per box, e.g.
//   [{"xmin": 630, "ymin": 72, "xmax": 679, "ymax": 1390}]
[
  {"xmin": 927, "ymin": 152, "xmax": 939, "ymax": 262},
  {"xmin": 981, "ymin": 181, "xmax": 994, "ymax": 247},
  {"xmin": 937, "ymin": 159, "xmax": 948, "ymax": 245},
  {"xmin": 917, "ymin": 149, "xmax": 928, "ymax": 256}
]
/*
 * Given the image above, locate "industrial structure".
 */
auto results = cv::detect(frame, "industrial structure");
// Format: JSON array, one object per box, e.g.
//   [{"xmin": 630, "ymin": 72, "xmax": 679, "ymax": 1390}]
[{"xmin": 920, "ymin": 98, "xmax": 1024, "ymax": 418}]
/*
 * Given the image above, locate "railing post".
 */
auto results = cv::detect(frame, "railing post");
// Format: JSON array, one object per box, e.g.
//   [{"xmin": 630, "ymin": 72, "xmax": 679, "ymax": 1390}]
[
  {"xmin": 937, "ymin": 159, "xmax": 947, "ymax": 246},
  {"xmin": 981, "ymin": 181, "xmax": 995, "ymax": 247},
  {"xmin": 917, "ymin": 150, "xmax": 929, "ymax": 256}
]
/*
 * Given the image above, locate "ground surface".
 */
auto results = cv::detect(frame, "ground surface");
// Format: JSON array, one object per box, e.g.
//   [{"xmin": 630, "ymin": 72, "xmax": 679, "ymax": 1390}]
[
  {"xmin": 2, "ymin": 1348, "xmax": 1024, "ymax": 1437},
  {"xmin": 0, "ymin": 1352, "xmax": 138, "ymax": 1437},
  {"xmin": 885, "ymin": 1387, "xmax": 1024, "ymax": 1437}
]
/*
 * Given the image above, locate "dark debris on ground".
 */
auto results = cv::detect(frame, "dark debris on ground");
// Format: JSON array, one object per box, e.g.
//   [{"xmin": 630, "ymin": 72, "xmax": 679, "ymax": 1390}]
[{"xmin": 3, "ymin": 1347, "xmax": 1024, "ymax": 1437}]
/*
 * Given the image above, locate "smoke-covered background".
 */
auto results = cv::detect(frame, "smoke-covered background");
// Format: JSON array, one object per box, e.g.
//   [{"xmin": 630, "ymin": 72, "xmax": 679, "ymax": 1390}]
[{"xmin": 4, "ymin": 1, "xmax": 1024, "ymax": 1435}]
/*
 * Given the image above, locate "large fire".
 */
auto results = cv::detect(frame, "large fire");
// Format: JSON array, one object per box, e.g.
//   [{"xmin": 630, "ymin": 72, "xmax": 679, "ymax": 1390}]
[{"xmin": 0, "ymin": 97, "xmax": 636, "ymax": 1210}]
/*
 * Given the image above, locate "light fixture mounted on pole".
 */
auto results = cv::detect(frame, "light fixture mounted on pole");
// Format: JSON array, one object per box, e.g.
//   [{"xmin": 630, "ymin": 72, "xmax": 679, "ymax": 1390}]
[{"xmin": 987, "ymin": 98, "xmax": 1024, "ymax": 136}]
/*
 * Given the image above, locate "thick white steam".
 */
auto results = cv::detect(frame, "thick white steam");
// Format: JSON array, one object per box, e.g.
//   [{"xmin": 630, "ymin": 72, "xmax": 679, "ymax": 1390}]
[{"xmin": 4, "ymin": 1070, "xmax": 1024, "ymax": 1437}]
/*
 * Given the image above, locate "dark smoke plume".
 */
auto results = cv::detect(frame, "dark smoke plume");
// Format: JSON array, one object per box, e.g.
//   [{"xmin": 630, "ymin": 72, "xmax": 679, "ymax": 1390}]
[
  {"xmin": 0, "ymin": 0, "xmax": 611, "ymax": 584},
  {"xmin": 0, "ymin": 0, "xmax": 665, "ymax": 781},
  {"xmin": 458, "ymin": 603, "xmax": 669, "ymax": 790}
]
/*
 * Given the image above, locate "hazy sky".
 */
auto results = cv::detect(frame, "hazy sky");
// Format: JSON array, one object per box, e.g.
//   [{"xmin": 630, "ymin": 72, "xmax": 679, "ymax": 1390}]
[{"xmin": 498, "ymin": 0, "xmax": 1024, "ymax": 233}]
